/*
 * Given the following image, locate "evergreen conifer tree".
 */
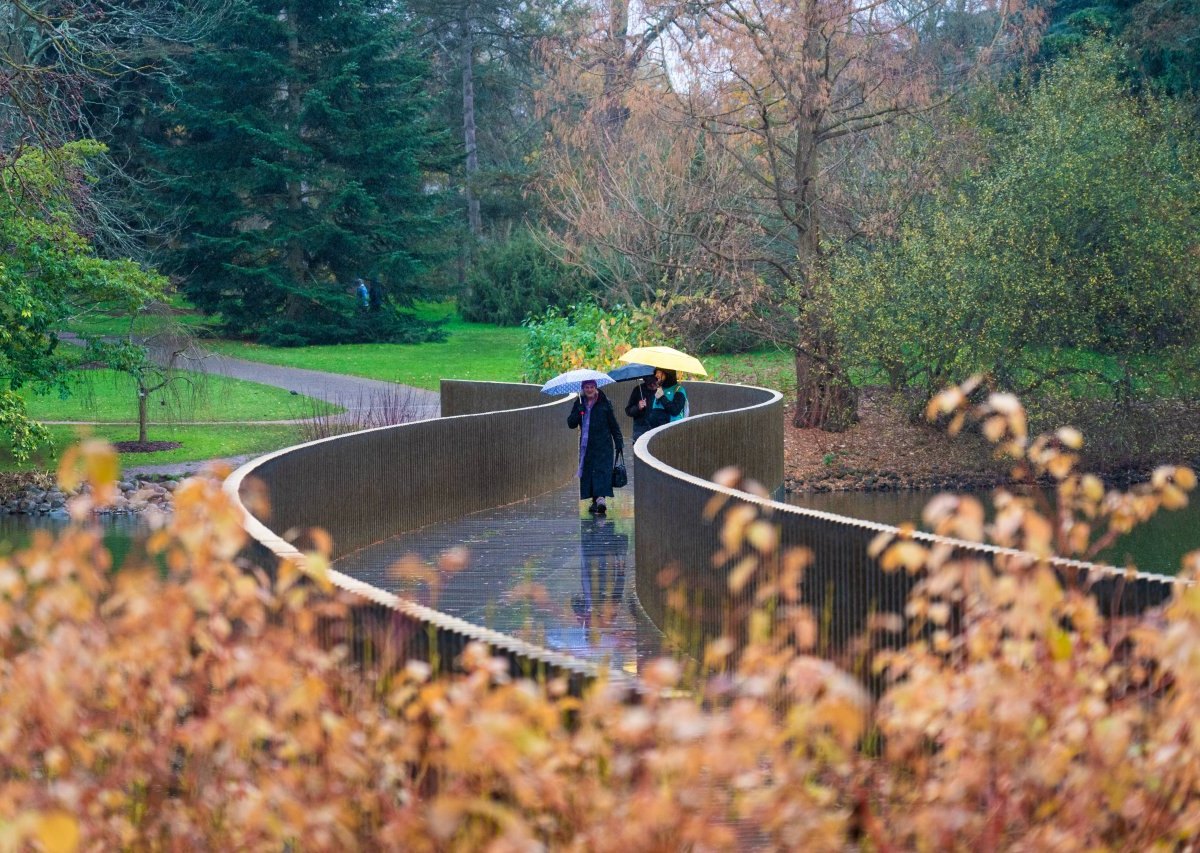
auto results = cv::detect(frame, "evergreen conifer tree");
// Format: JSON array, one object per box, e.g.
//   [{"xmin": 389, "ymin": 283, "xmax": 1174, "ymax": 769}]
[{"xmin": 161, "ymin": 0, "xmax": 448, "ymax": 344}]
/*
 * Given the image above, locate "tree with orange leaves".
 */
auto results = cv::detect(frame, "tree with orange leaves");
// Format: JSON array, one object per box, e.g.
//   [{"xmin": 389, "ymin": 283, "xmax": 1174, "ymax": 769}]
[{"xmin": 539, "ymin": 0, "xmax": 1041, "ymax": 429}]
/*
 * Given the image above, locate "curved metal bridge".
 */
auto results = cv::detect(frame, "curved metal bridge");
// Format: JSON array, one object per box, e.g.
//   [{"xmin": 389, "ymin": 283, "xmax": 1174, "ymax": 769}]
[{"xmin": 226, "ymin": 379, "xmax": 1183, "ymax": 688}]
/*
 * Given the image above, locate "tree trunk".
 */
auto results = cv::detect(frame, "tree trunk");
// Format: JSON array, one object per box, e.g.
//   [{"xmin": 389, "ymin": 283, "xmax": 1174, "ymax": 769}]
[
  {"xmin": 785, "ymin": 26, "xmax": 858, "ymax": 431},
  {"xmin": 138, "ymin": 387, "xmax": 149, "ymax": 444},
  {"xmin": 461, "ymin": 7, "xmax": 481, "ymax": 238},
  {"xmin": 793, "ymin": 332, "xmax": 857, "ymax": 431},
  {"xmin": 283, "ymin": 4, "xmax": 307, "ymax": 318},
  {"xmin": 600, "ymin": 0, "xmax": 631, "ymax": 135},
  {"xmin": 792, "ymin": 283, "xmax": 858, "ymax": 431},
  {"xmin": 789, "ymin": 97, "xmax": 856, "ymax": 430},
  {"xmin": 793, "ymin": 273, "xmax": 858, "ymax": 429}
]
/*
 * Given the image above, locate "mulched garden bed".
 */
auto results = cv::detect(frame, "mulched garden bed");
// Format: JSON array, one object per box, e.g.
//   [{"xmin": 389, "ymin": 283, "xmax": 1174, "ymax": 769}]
[
  {"xmin": 784, "ymin": 389, "xmax": 1005, "ymax": 493},
  {"xmin": 784, "ymin": 387, "xmax": 1200, "ymax": 494},
  {"xmin": 111, "ymin": 440, "xmax": 183, "ymax": 453}
]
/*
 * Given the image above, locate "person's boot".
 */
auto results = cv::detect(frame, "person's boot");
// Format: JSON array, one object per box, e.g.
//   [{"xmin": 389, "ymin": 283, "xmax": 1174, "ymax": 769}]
[
  {"xmin": 595, "ymin": 498, "xmax": 607, "ymax": 515},
  {"xmin": 588, "ymin": 499, "xmax": 599, "ymax": 514}
]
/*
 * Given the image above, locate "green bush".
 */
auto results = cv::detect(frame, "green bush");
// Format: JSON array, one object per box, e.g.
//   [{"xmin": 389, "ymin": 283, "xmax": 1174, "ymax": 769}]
[
  {"xmin": 522, "ymin": 302, "xmax": 664, "ymax": 383},
  {"xmin": 460, "ymin": 230, "xmax": 596, "ymax": 326},
  {"xmin": 828, "ymin": 42, "xmax": 1200, "ymax": 404}
]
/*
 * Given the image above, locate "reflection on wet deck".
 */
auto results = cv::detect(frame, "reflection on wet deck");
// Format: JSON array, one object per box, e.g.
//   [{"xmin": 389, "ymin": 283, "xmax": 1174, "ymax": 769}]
[{"xmin": 333, "ymin": 476, "xmax": 661, "ymax": 675}]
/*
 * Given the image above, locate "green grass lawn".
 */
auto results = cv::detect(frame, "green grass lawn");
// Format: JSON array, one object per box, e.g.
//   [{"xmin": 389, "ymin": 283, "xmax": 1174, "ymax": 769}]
[
  {"xmin": 67, "ymin": 295, "xmax": 801, "ymax": 393},
  {"xmin": 0, "ymin": 424, "xmax": 304, "ymax": 474},
  {"xmin": 705, "ymin": 350, "xmax": 796, "ymax": 394},
  {"xmin": 63, "ymin": 292, "xmax": 215, "ymax": 338},
  {"xmin": 206, "ymin": 304, "xmax": 527, "ymax": 389},
  {"xmin": 22, "ymin": 369, "xmax": 330, "ymax": 423},
  {"xmin": 208, "ymin": 299, "xmax": 801, "ymax": 393}
]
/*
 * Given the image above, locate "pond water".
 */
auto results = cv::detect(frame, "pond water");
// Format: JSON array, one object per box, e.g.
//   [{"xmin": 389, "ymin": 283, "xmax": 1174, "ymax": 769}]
[
  {"xmin": 4, "ymin": 485, "xmax": 1192, "ymax": 588},
  {"xmin": 788, "ymin": 489, "xmax": 1200, "ymax": 577},
  {"xmin": 0, "ymin": 514, "xmax": 155, "ymax": 569}
]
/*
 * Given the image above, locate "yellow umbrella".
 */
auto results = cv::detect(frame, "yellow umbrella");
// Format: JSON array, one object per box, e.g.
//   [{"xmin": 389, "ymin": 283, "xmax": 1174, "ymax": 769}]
[{"xmin": 619, "ymin": 346, "xmax": 707, "ymax": 377}]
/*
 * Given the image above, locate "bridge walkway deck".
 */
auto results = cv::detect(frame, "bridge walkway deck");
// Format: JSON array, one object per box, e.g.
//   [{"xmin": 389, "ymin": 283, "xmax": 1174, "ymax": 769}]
[{"xmin": 332, "ymin": 469, "xmax": 662, "ymax": 676}]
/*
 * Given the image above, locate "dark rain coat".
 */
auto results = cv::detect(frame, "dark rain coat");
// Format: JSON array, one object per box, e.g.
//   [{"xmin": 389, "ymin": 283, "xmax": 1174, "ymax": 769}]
[
  {"xmin": 625, "ymin": 382, "xmax": 671, "ymax": 442},
  {"xmin": 568, "ymin": 391, "xmax": 624, "ymax": 500}
]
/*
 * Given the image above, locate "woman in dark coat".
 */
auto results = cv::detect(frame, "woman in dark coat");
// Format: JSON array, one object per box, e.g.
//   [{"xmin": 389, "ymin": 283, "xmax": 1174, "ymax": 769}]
[
  {"xmin": 568, "ymin": 379, "xmax": 624, "ymax": 515},
  {"xmin": 625, "ymin": 373, "xmax": 670, "ymax": 443}
]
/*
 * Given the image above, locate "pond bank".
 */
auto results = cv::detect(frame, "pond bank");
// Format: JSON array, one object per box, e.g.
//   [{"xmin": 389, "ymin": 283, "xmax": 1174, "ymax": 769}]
[{"xmin": 0, "ymin": 475, "xmax": 177, "ymax": 516}]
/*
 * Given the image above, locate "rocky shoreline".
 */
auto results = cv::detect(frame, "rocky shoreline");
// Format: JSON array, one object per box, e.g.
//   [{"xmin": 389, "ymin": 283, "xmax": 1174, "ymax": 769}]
[{"xmin": 0, "ymin": 477, "xmax": 177, "ymax": 517}]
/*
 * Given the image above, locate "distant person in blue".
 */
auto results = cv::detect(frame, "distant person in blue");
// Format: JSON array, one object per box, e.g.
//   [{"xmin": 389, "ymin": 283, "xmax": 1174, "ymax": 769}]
[
  {"xmin": 355, "ymin": 278, "xmax": 369, "ymax": 309},
  {"xmin": 568, "ymin": 378, "xmax": 623, "ymax": 515}
]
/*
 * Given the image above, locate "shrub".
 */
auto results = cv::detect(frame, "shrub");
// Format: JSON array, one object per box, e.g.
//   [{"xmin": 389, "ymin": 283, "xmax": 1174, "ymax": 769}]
[
  {"xmin": 4, "ymin": 397, "xmax": 1200, "ymax": 849},
  {"xmin": 829, "ymin": 42, "xmax": 1200, "ymax": 405},
  {"xmin": 256, "ymin": 303, "xmax": 445, "ymax": 347},
  {"xmin": 459, "ymin": 230, "xmax": 596, "ymax": 326},
  {"xmin": 655, "ymin": 285, "xmax": 776, "ymax": 354},
  {"xmin": 521, "ymin": 301, "xmax": 666, "ymax": 383}
]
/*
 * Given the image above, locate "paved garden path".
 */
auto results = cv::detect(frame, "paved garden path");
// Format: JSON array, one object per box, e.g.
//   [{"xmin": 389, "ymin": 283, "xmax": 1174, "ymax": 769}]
[
  {"xmin": 121, "ymin": 342, "xmax": 440, "ymax": 479},
  {"xmin": 177, "ymin": 347, "xmax": 441, "ymax": 415}
]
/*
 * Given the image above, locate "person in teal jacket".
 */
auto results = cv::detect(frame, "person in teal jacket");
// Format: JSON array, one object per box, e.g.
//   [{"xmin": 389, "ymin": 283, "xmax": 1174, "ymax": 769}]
[{"xmin": 651, "ymin": 368, "xmax": 688, "ymax": 422}]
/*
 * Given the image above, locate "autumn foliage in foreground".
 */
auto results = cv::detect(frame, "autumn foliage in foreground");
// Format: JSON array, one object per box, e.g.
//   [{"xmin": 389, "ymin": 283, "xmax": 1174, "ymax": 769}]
[{"xmin": 3, "ymin": 388, "xmax": 1200, "ymax": 850}]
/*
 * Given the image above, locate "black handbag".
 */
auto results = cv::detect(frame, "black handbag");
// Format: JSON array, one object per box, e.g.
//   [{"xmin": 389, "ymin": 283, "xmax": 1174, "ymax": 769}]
[{"xmin": 611, "ymin": 448, "xmax": 628, "ymax": 489}]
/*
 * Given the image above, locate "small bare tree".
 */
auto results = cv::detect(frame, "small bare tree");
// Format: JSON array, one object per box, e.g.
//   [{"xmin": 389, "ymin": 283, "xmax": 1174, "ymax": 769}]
[{"xmin": 88, "ymin": 301, "xmax": 207, "ymax": 446}]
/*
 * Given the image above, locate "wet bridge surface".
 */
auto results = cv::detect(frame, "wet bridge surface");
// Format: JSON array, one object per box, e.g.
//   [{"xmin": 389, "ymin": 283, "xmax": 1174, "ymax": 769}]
[{"xmin": 333, "ymin": 470, "xmax": 661, "ymax": 676}]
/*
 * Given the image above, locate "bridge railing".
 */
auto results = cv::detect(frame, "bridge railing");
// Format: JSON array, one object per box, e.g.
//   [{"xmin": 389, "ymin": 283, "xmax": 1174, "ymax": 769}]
[
  {"xmin": 230, "ymin": 380, "xmax": 574, "ymax": 561},
  {"xmin": 634, "ymin": 384, "xmax": 1184, "ymax": 663},
  {"xmin": 226, "ymin": 373, "xmax": 1185, "ymax": 689}
]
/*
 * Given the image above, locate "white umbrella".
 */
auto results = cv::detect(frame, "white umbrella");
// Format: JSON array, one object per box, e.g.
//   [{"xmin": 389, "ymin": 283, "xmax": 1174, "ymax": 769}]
[{"xmin": 540, "ymin": 368, "xmax": 615, "ymax": 396}]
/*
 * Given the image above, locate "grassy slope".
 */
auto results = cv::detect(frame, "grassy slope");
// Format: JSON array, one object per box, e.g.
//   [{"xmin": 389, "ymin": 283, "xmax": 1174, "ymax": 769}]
[
  {"xmin": 23, "ymin": 369, "xmax": 329, "ymax": 423},
  {"xmin": 209, "ymin": 302, "xmax": 800, "ymax": 392},
  {"xmin": 206, "ymin": 303, "xmax": 527, "ymax": 389},
  {"xmin": 2, "ymin": 297, "xmax": 310, "ymax": 473}
]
